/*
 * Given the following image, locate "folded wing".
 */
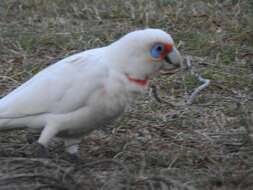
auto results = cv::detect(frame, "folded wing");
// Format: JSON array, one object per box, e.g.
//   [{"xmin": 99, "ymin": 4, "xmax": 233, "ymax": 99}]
[{"xmin": 0, "ymin": 50, "xmax": 107, "ymax": 119}]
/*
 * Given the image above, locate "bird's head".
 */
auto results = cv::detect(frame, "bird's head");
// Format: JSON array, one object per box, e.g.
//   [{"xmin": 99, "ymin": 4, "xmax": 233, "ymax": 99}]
[{"xmin": 107, "ymin": 28, "xmax": 182, "ymax": 86}]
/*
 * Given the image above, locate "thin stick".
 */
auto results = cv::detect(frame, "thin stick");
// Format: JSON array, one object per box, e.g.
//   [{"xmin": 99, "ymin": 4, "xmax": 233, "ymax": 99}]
[
  {"xmin": 150, "ymin": 56, "xmax": 210, "ymax": 106},
  {"xmin": 185, "ymin": 56, "xmax": 210, "ymax": 105},
  {"xmin": 150, "ymin": 85, "xmax": 176, "ymax": 107},
  {"xmin": 186, "ymin": 75, "xmax": 210, "ymax": 105}
]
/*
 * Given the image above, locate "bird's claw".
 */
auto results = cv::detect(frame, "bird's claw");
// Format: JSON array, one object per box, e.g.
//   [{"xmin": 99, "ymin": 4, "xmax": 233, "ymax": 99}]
[
  {"xmin": 28, "ymin": 142, "xmax": 49, "ymax": 158},
  {"xmin": 64, "ymin": 153, "xmax": 84, "ymax": 163}
]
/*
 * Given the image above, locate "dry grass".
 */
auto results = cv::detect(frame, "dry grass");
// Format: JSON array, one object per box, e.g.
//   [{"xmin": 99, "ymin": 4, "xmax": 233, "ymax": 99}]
[{"xmin": 0, "ymin": 0, "xmax": 253, "ymax": 189}]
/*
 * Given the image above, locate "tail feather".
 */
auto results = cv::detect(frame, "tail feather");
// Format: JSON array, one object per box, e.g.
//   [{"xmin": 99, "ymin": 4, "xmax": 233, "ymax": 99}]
[
  {"xmin": 0, "ymin": 97, "xmax": 32, "ymax": 130},
  {"xmin": 0, "ymin": 118, "xmax": 27, "ymax": 131},
  {"xmin": 0, "ymin": 98, "xmax": 28, "ymax": 130},
  {"xmin": 0, "ymin": 112, "xmax": 47, "ymax": 119},
  {"xmin": 0, "ymin": 99, "xmax": 11, "ymax": 130},
  {"xmin": 0, "ymin": 118, "xmax": 15, "ymax": 131},
  {"xmin": 0, "ymin": 113, "xmax": 42, "ymax": 131},
  {"xmin": 0, "ymin": 97, "xmax": 43, "ymax": 131},
  {"xmin": 0, "ymin": 106, "xmax": 28, "ymax": 131}
]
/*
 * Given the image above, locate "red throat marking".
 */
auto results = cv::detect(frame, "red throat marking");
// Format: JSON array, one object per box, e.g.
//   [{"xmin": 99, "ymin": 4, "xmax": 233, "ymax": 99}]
[{"xmin": 126, "ymin": 74, "xmax": 148, "ymax": 86}]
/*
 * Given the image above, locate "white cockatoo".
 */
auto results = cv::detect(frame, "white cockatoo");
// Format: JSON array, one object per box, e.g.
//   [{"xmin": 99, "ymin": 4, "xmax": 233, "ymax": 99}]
[{"xmin": 0, "ymin": 28, "xmax": 182, "ymax": 156}]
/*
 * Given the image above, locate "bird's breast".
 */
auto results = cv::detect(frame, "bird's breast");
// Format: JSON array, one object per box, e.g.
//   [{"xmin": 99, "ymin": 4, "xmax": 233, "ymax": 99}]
[{"xmin": 89, "ymin": 85, "xmax": 129, "ymax": 117}]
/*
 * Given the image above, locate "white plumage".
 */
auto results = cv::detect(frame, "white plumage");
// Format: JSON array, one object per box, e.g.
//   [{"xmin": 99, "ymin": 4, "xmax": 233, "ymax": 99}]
[{"xmin": 0, "ymin": 28, "xmax": 182, "ymax": 155}]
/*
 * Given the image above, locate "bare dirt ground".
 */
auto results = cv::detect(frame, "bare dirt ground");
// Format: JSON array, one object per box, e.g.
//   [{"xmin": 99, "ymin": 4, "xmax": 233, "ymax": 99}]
[{"xmin": 0, "ymin": 0, "xmax": 252, "ymax": 189}]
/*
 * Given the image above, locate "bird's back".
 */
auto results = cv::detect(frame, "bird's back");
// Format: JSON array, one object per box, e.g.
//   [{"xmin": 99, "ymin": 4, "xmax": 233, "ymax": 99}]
[{"xmin": 0, "ymin": 48, "xmax": 109, "ymax": 129}]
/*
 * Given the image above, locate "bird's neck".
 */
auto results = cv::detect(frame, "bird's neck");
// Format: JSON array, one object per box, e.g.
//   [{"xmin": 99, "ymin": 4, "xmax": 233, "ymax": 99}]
[{"xmin": 105, "ymin": 43, "xmax": 149, "ymax": 88}]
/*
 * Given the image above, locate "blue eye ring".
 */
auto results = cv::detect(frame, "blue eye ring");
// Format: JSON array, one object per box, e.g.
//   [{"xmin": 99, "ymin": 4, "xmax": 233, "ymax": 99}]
[{"xmin": 151, "ymin": 43, "xmax": 164, "ymax": 59}]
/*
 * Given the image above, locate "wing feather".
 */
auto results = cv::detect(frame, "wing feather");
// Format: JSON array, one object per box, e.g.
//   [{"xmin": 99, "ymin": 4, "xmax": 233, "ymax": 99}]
[{"xmin": 0, "ymin": 49, "xmax": 107, "ymax": 119}]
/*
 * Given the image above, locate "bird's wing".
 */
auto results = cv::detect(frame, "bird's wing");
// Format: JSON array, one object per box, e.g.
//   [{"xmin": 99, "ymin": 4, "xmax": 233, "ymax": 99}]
[{"xmin": 0, "ymin": 50, "xmax": 108, "ymax": 118}]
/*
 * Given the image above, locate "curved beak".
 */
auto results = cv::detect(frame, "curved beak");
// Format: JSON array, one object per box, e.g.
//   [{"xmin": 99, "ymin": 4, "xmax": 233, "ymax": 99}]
[{"xmin": 163, "ymin": 47, "xmax": 182, "ymax": 71}]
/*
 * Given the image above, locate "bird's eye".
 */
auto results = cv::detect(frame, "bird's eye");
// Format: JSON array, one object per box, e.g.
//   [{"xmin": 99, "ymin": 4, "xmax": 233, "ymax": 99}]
[{"xmin": 151, "ymin": 43, "xmax": 164, "ymax": 59}]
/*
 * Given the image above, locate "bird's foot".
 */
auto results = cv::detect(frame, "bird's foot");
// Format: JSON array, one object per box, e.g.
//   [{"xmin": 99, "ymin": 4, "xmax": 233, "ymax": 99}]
[
  {"xmin": 25, "ymin": 142, "xmax": 49, "ymax": 158},
  {"xmin": 26, "ymin": 129, "xmax": 41, "ymax": 144},
  {"xmin": 26, "ymin": 133, "xmax": 38, "ymax": 144},
  {"xmin": 64, "ymin": 153, "xmax": 84, "ymax": 163}
]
